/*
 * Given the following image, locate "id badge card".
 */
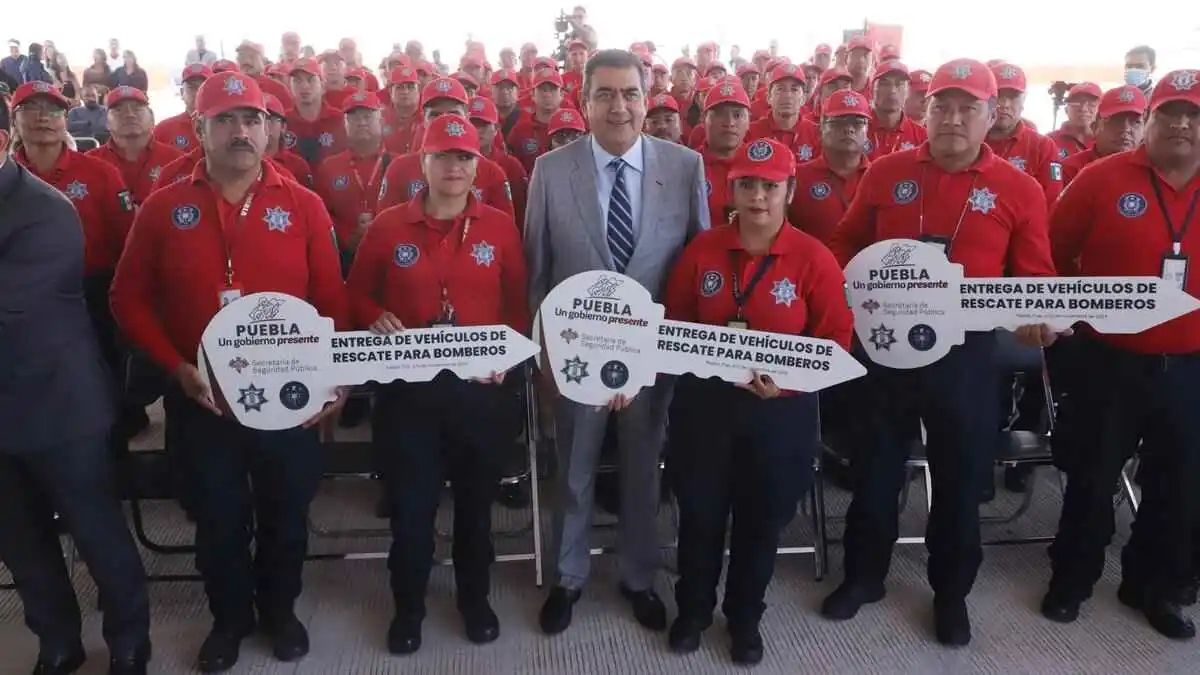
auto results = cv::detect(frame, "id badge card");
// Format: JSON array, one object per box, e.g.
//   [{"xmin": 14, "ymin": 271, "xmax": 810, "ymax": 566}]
[
  {"xmin": 429, "ymin": 318, "xmax": 457, "ymax": 328},
  {"xmin": 918, "ymin": 235, "xmax": 952, "ymax": 257},
  {"xmin": 1161, "ymin": 253, "xmax": 1189, "ymax": 291},
  {"xmin": 726, "ymin": 318, "xmax": 749, "ymax": 330},
  {"xmin": 357, "ymin": 212, "xmax": 374, "ymax": 227},
  {"xmin": 218, "ymin": 286, "xmax": 244, "ymax": 308}
]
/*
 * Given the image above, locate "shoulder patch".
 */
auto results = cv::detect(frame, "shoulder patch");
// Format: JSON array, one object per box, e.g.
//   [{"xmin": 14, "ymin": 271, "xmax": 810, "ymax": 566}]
[{"xmin": 172, "ymin": 204, "xmax": 201, "ymax": 229}]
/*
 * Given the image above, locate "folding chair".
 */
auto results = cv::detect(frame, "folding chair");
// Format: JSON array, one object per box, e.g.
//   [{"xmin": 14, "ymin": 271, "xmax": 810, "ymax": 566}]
[{"xmin": 71, "ymin": 136, "xmax": 99, "ymax": 152}]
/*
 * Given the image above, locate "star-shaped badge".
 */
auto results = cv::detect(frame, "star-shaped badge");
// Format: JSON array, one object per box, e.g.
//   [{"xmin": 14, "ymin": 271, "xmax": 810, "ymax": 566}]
[
  {"xmin": 237, "ymin": 383, "xmax": 268, "ymax": 412},
  {"xmin": 263, "ymin": 206, "xmax": 292, "ymax": 233},
  {"xmin": 771, "ymin": 278, "xmax": 798, "ymax": 307},
  {"xmin": 471, "ymin": 241, "xmax": 496, "ymax": 267},
  {"xmin": 561, "ymin": 356, "xmax": 589, "ymax": 384},
  {"xmin": 63, "ymin": 181, "xmax": 88, "ymax": 200},
  {"xmin": 968, "ymin": 187, "xmax": 998, "ymax": 215},
  {"xmin": 869, "ymin": 324, "xmax": 897, "ymax": 351}
]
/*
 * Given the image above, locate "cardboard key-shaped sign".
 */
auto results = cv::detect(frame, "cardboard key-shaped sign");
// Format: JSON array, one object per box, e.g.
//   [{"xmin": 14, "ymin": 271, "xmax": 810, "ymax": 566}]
[
  {"xmin": 534, "ymin": 271, "xmax": 866, "ymax": 406},
  {"xmin": 844, "ymin": 239, "xmax": 1200, "ymax": 370},
  {"xmin": 199, "ymin": 292, "xmax": 538, "ymax": 430}
]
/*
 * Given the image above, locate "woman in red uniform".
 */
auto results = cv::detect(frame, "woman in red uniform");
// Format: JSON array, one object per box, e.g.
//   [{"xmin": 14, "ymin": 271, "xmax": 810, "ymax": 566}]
[
  {"xmin": 663, "ymin": 138, "xmax": 854, "ymax": 664},
  {"xmin": 345, "ymin": 114, "xmax": 528, "ymax": 656}
]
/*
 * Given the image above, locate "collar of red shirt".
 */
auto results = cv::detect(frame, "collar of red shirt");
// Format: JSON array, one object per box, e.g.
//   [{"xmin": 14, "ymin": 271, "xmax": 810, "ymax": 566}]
[
  {"xmin": 712, "ymin": 219, "xmax": 806, "ymax": 254},
  {"xmin": 702, "ymin": 148, "xmax": 737, "ymax": 167},
  {"xmin": 915, "ymin": 141, "xmax": 998, "ymax": 174},
  {"xmin": 807, "ymin": 151, "xmax": 872, "ymax": 173},
  {"xmin": 397, "ymin": 188, "xmax": 484, "ymax": 225},
  {"xmin": 102, "ymin": 138, "xmax": 153, "ymax": 163},
  {"xmin": 16, "ymin": 142, "xmax": 73, "ymax": 178},
  {"xmin": 188, "ymin": 157, "xmax": 286, "ymax": 189},
  {"xmin": 868, "ymin": 111, "xmax": 911, "ymax": 133}
]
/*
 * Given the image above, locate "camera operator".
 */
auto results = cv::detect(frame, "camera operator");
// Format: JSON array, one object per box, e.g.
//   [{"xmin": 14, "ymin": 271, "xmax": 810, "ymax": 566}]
[{"xmin": 562, "ymin": 5, "xmax": 597, "ymax": 51}]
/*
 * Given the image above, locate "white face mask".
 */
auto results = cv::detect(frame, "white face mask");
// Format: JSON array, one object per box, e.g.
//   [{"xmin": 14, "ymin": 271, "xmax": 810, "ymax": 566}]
[{"xmin": 1124, "ymin": 67, "xmax": 1150, "ymax": 86}]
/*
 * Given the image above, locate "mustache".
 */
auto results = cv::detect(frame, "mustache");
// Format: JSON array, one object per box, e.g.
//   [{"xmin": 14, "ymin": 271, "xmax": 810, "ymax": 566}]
[{"xmin": 229, "ymin": 138, "xmax": 254, "ymax": 149}]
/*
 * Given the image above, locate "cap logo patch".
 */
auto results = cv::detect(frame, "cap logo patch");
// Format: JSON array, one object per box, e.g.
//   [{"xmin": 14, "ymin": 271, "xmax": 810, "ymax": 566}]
[
  {"xmin": 747, "ymin": 140, "xmax": 774, "ymax": 162},
  {"xmin": 719, "ymin": 83, "xmax": 735, "ymax": 96},
  {"xmin": 560, "ymin": 111, "xmax": 575, "ymax": 122},
  {"xmin": 1118, "ymin": 88, "xmax": 1136, "ymax": 102},
  {"xmin": 951, "ymin": 64, "xmax": 972, "ymax": 80},
  {"xmin": 445, "ymin": 121, "xmax": 467, "ymax": 137},
  {"xmin": 435, "ymin": 79, "xmax": 452, "ymax": 92},
  {"xmin": 224, "ymin": 77, "xmax": 246, "ymax": 96},
  {"xmin": 842, "ymin": 93, "xmax": 860, "ymax": 106},
  {"xmin": 920, "ymin": 72, "xmax": 932, "ymax": 83},
  {"xmin": 1170, "ymin": 70, "xmax": 1197, "ymax": 91},
  {"xmin": 352, "ymin": 92, "xmax": 368, "ymax": 102},
  {"xmin": 32, "ymin": 81, "xmax": 52, "ymax": 93},
  {"xmin": 401, "ymin": 68, "xmax": 412, "ymax": 76},
  {"xmin": 117, "ymin": 86, "xmax": 135, "ymax": 97},
  {"xmin": 999, "ymin": 66, "xmax": 1018, "ymax": 80},
  {"xmin": 472, "ymin": 99, "xmax": 485, "ymax": 110}
]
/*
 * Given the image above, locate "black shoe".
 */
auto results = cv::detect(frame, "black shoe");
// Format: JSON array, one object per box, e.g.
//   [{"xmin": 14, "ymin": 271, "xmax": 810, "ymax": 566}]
[
  {"xmin": 32, "ymin": 645, "xmax": 86, "ymax": 675},
  {"xmin": 387, "ymin": 615, "xmax": 422, "ymax": 655},
  {"xmin": 1040, "ymin": 588, "xmax": 1081, "ymax": 624},
  {"xmin": 728, "ymin": 625, "xmax": 764, "ymax": 666},
  {"xmin": 820, "ymin": 581, "xmax": 886, "ymax": 621},
  {"xmin": 1003, "ymin": 466, "xmax": 1033, "ymax": 494},
  {"xmin": 496, "ymin": 482, "xmax": 530, "ymax": 509},
  {"xmin": 338, "ymin": 395, "xmax": 369, "ymax": 428},
  {"xmin": 1138, "ymin": 599, "xmax": 1196, "ymax": 640},
  {"xmin": 620, "ymin": 585, "xmax": 667, "ymax": 632},
  {"xmin": 1180, "ymin": 579, "xmax": 1199, "ymax": 606},
  {"xmin": 933, "ymin": 597, "xmax": 971, "ymax": 647},
  {"xmin": 538, "ymin": 587, "xmax": 581, "ymax": 635},
  {"xmin": 461, "ymin": 603, "xmax": 500, "ymax": 644},
  {"xmin": 668, "ymin": 617, "xmax": 707, "ymax": 654},
  {"xmin": 263, "ymin": 613, "xmax": 309, "ymax": 662},
  {"xmin": 108, "ymin": 644, "xmax": 151, "ymax": 675},
  {"xmin": 197, "ymin": 622, "xmax": 254, "ymax": 673},
  {"xmin": 1118, "ymin": 581, "xmax": 1145, "ymax": 611}
]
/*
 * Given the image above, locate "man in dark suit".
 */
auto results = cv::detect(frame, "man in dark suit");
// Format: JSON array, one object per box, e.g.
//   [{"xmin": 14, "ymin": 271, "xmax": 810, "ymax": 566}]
[{"xmin": 0, "ymin": 105, "xmax": 150, "ymax": 674}]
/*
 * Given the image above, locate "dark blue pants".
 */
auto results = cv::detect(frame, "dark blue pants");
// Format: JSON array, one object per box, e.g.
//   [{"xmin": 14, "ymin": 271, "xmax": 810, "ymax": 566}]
[
  {"xmin": 667, "ymin": 376, "xmax": 819, "ymax": 629},
  {"xmin": 169, "ymin": 394, "xmax": 323, "ymax": 627},
  {"xmin": 842, "ymin": 332, "xmax": 999, "ymax": 600},
  {"xmin": 1048, "ymin": 339, "xmax": 1200, "ymax": 602},
  {"xmin": 373, "ymin": 375, "xmax": 508, "ymax": 618},
  {"xmin": 0, "ymin": 433, "xmax": 150, "ymax": 655}
]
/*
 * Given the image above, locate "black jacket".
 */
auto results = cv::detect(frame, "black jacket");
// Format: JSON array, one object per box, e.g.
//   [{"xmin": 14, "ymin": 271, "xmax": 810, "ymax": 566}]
[{"xmin": 0, "ymin": 159, "xmax": 116, "ymax": 452}]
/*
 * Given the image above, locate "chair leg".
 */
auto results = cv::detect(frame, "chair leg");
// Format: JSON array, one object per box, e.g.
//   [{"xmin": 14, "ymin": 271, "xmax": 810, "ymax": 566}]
[
  {"xmin": 1120, "ymin": 467, "xmax": 1140, "ymax": 516},
  {"xmin": 811, "ymin": 464, "xmax": 827, "ymax": 581}
]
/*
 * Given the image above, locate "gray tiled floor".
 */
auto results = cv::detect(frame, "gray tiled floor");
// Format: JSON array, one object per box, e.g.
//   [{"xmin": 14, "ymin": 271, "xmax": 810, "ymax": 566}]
[{"xmin": 2, "ymin": 410, "xmax": 1197, "ymax": 674}]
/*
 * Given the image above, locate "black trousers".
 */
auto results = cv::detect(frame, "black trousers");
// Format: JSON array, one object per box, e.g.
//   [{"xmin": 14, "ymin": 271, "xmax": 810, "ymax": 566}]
[
  {"xmin": 668, "ymin": 376, "xmax": 819, "ymax": 629},
  {"xmin": 373, "ymin": 375, "xmax": 508, "ymax": 618},
  {"xmin": 842, "ymin": 333, "xmax": 1000, "ymax": 600},
  {"xmin": 168, "ymin": 393, "xmax": 323, "ymax": 627},
  {"xmin": 0, "ymin": 433, "xmax": 149, "ymax": 655},
  {"xmin": 1048, "ymin": 339, "xmax": 1200, "ymax": 602}
]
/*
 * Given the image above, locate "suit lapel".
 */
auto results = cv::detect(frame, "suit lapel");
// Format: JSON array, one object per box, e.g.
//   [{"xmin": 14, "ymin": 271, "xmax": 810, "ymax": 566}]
[{"xmin": 569, "ymin": 142, "xmax": 613, "ymax": 268}]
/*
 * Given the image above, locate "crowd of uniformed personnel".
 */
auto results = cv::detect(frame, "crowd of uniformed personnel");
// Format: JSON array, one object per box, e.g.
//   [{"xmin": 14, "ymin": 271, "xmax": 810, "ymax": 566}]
[{"xmin": 0, "ymin": 25, "xmax": 1197, "ymax": 675}]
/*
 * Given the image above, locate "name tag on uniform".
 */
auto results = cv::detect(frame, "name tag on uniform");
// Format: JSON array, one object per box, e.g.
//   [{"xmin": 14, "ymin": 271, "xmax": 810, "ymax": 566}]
[
  {"xmin": 918, "ymin": 235, "xmax": 951, "ymax": 256},
  {"xmin": 1162, "ymin": 253, "xmax": 1189, "ymax": 291},
  {"xmin": 726, "ymin": 319, "xmax": 749, "ymax": 330},
  {"xmin": 218, "ymin": 287, "xmax": 243, "ymax": 308},
  {"xmin": 357, "ymin": 212, "xmax": 374, "ymax": 227}
]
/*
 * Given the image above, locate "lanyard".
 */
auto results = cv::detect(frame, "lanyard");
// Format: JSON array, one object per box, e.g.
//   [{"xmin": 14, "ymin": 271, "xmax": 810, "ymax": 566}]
[
  {"xmin": 1149, "ymin": 172, "xmax": 1200, "ymax": 256},
  {"xmin": 216, "ymin": 173, "xmax": 262, "ymax": 287},
  {"xmin": 917, "ymin": 164, "xmax": 980, "ymax": 245},
  {"xmin": 424, "ymin": 216, "xmax": 473, "ymax": 320},
  {"xmin": 349, "ymin": 154, "xmax": 375, "ymax": 212},
  {"xmin": 729, "ymin": 251, "xmax": 776, "ymax": 319}
]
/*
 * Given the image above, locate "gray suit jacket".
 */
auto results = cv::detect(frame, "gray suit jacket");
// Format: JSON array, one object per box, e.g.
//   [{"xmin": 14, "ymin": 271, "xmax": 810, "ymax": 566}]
[
  {"xmin": 524, "ymin": 134, "xmax": 710, "ymax": 312},
  {"xmin": 0, "ymin": 160, "xmax": 116, "ymax": 452}
]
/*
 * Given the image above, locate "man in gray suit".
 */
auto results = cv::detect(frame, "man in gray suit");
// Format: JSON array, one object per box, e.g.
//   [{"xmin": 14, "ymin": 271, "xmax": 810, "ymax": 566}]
[
  {"xmin": 0, "ymin": 107, "xmax": 150, "ymax": 673},
  {"xmin": 524, "ymin": 48, "xmax": 710, "ymax": 635}
]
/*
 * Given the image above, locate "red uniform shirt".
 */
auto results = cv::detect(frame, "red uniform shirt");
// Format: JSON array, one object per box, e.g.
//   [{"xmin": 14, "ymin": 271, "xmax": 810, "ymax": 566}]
[
  {"xmin": 702, "ymin": 150, "xmax": 736, "ymax": 227},
  {"xmin": 866, "ymin": 114, "xmax": 927, "ymax": 159},
  {"xmin": 255, "ymin": 75, "xmax": 295, "ymax": 111},
  {"xmin": 829, "ymin": 143, "xmax": 1055, "ymax": 278},
  {"xmin": 110, "ymin": 161, "xmax": 349, "ymax": 374},
  {"xmin": 153, "ymin": 112, "xmax": 200, "ymax": 152},
  {"xmin": 1046, "ymin": 126, "xmax": 1091, "ymax": 161},
  {"xmin": 749, "ymin": 96, "xmax": 772, "ymax": 121},
  {"xmin": 1049, "ymin": 147, "xmax": 1200, "ymax": 354},
  {"xmin": 984, "ymin": 121, "xmax": 1064, "ymax": 205},
  {"xmin": 323, "ymin": 88, "xmax": 352, "ymax": 111},
  {"xmin": 687, "ymin": 125, "xmax": 708, "ymax": 151},
  {"xmin": 506, "ymin": 115, "xmax": 553, "ymax": 174},
  {"xmin": 382, "ymin": 108, "xmax": 421, "ymax": 155},
  {"xmin": 789, "ymin": 154, "xmax": 871, "ymax": 246},
  {"xmin": 747, "ymin": 116, "xmax": 822, "ymax": 162},
  {"xmin": 375, "ymin": 152, "xmax": 514, "ymax": 220},
  {"xmin": 347, "ymin": 193, "xmax": 528, "ymax": 332},
  {"xmin": 486, "ymin": 146, "xmax": 529, "ymax": 227},
  {"xmin": 314, "ymin": 149, "xmax": 382, "ymax": 249},
  {"xmin": 1061, "ymin": 147, "xmax": 1101, "ymax": 187},
  {"xmin": 285, "ymin": 104, "xmax": 348, "ymax": 169},
  {"xmin": 665, "ymin": 222, "xmax": 853, "ymax": 352},
  {"xmin": 562, "ymin": 71, "xmax": 584, "ymax": 109},
  {"xmin": 152, "ymin": 149, "xmax": 303, "ymax": 193},
  {"xmin": 16, "ymin": 145, "xmax": 135, "ymax": 275},
  {"xmin": 271, "ymin": 149, "xmax": 313, "ymax": 188},
  {"xmin": 87, "ymin": 139, "xmax": 184, "ymax": 205}
]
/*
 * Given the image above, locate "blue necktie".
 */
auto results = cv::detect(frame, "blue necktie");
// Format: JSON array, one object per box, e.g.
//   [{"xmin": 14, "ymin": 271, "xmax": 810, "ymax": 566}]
[{"xmin": 606, "ymin": 158, "xmax": 634, "ymax": 273}]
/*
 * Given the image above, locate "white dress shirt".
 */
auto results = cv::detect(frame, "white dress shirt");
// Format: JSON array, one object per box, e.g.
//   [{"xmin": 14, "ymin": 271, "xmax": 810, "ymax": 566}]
[{"xmin": 591, "ymin": 135, "xmax": 644, "ymax": 240}]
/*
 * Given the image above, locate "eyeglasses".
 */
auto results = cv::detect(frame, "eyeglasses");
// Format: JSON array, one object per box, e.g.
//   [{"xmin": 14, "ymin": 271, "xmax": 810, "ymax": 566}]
[{"xmin": 15, "ymin": 103, "xmax": 66, "ymax": 118}]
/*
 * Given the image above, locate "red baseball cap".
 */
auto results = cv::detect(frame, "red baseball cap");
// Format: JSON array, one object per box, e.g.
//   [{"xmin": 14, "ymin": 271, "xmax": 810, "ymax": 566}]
[
  {"xmin": 534, "ymin": 57, "xmax": 559, "ymax": 71},
  {"xmin": 647, "ymin": 93, "xmax": 680, "ymax": 113},
  {"xmin": 105, "ymin": 85, "xmax": 148, "ymax": 107},
  {"xmin": 703, "ymin": 77, "xmax": 751, "ymax": 112},
  {"xmin": 847, "ymin": 36, "xmax": 875, "ymax": 53},
  {"xmin": 704, "ymin": 63, "xmax": 728, "ymax": 77},
  {"xmin": 212, "ymin": 59, "xmax": 240, "ymax": 73},
  {"xmin": 11, "ymin": 81, "xmax": 69, "ymax": 109},
  {"xmin": 265, "ymin": 63, "xmax": 291, "ymax": 78},
  {"xmin": 814, "ymin": 44, "xmax": 833, "ymax": 56},
  {"xmin": 520, "ymin": 42, "xmax": 538, "ymax": 55},
  {"xmin": 990, "ymin": 62, "xmax": 1027, "ymax": 94},
  {"xmin": 548, "ymin": 108, "xmax": 586, "ymax": 135},
  {"xmin": 533, "ymin": 72, "xmax": 564, "ymax": 89},
  {"xmin": 697, "ymin": 42, "xmax": 718, "ymax": 53},
  {"xmin": 910, "ymin": 70, "xmax": 933, "ymax": 93},
  {"xmin": 413, "ymin": 61, "xmax": 433, "ymax": 76},
  {"xmin": 490, "ymin": 69, "xmax": 519, "ymax": 87},
  {"xmin": 1067, "ymin": 82, "xmax": 1103, "ymax": 102},
  {"xmin": 194, "ymin": 72, "xmax": 267, "ymax": 118},
  {"xmin": 289, "ymin": 58, "xmax": 321, "ymax": 78},
  {"xmin": 460, "ymin": 54, "xmax": 485, "ymax": 70},
  {"xmin": 652, "ymin": 63, "xmax": 669, "ymax": 75},
  {"xmin": 835, "ymin": 44, "xmax": 847, "ymax": 55},
  {"xmin": 345, "ymin": 67, "xmax": 369, "ymax": 82},
  {"xmin": 421, "ymin": 114, "xmax": 481, "ymax": 157},
  {"xmin": 672, "ymin": 57, "xmax": 697, "ymax": 71},
  {"xmin": 879, "ymin": 44, "xmax": 901, "ymax": 61},
  {"xmin": 317, "ymin": 49, "xmax": 344, "ymax": 64},
  {"xmin": 872, "ymin": 61, "xmax": 911, "ymax": 84},
  {"xmin": 343, "ymin": 91, "xmax": 381, "ymax": 113},
  {"xmin": 263, "ymin": 94, "xmax": 286, "ymax": 119},
  {"xmin": 568, "ymin": 39, "xmax": 588, "ymax": 52},
  {"xmin": 1099, "ymin": 85, "xmax": 1146, "ymax": 118},
  {"xmin": 451, "ymin": 71, "xmax": 480, "ymax": 89},
  {"xmin": 468, "ymin": 96, "xmax": 499, "ymax": 124},
  {"xmin": 736, "ymin": 63, "xmax": 759, "ymax": 77},
  {"xmin": 729, "ymin": 138, "xmax": 795, "ymax": 182},
  {"xmin": 819, "ymin": 68, "xmax": 853, "ymax": 89},
  {"xmin": 822, "ymin": 90, "xmax": 872, "ymax": 119},
  {"xmin": 389, "ymin": 65, "xmax": 419, "ymax": 86},
  {"xmin": 768, "ymin": 63, "xmax": 805, "ymax": 87},
  {"xmin": 421, "ymin": 77, "xmax": 469, "ymax": 107},
  {"xmin": 181, "ymin": 63, "xmax": 213, "ymax": 83},
  {"xmin": 928, "ymin": 59, "xmax": 998, "ymax": 101},
  {"xmin": 1149, "ymin": 70, "xmax": 1200, "ymax": 112}
]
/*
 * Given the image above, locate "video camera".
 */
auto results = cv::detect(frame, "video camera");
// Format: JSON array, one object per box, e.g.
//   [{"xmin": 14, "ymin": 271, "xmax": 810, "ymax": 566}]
[
  {"xmin": 1048, "ymin": 80, "xmax": 1075, "ymax": 109},
  {"xmin": 553, "ymin": 10, "xmax": 572, "ymax": 64}
]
